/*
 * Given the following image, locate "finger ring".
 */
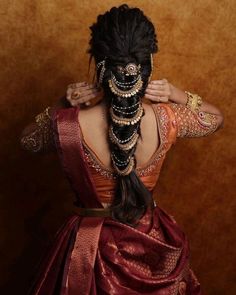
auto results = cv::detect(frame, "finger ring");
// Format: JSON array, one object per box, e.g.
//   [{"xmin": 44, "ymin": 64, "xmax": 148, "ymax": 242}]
[{"xmin": 71, "ymin": 91, "xmax": 80, "ymax": 99}]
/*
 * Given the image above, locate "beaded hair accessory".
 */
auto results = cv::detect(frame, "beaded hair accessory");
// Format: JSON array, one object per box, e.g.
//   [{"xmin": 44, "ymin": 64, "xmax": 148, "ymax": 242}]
[
  {"xmin": 111, "ymin": 154, "xmax": 135, "ymax": 176},
  {"xmin": 107, "ymin": 62, "xmax": 144, "ymax": 176},
  {"xmin": 96, "ymin": 59, "xmax": 106, "ymax": 85},
  {"xmin": 108, "ymin": 62, "xmax": 143, "ymax": 98},
  {"xmin": 110, "ymin": 105, "xmax": 144, "ymax": 126}
]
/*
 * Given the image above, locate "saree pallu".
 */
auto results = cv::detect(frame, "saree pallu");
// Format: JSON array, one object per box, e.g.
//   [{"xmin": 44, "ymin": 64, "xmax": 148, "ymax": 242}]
[
  {"xmin": 29, "ymin": 206, "xmax": 201, "ymax": 295},
  {"xmin": 28, "ymin": 106, "xmax": 202, "ymax": 295}
]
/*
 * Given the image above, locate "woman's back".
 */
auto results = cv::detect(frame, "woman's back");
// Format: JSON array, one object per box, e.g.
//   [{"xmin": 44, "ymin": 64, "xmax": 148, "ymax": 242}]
[
  {"xmin": 77, "ymin": 101, "xmax": 178, "ymax": 206},
  {"xmin": 78, "ymin": 100, "xmax": 160, "ymax": 171}
]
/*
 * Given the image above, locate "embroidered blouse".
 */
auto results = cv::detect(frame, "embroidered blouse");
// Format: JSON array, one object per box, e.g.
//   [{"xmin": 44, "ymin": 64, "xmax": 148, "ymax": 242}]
[{"xmin": 20, "ymin": 102, "xmax": 219, "ymax": 204}]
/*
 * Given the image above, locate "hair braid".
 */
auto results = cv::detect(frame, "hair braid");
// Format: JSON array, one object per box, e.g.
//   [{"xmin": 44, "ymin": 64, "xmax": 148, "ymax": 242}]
[{"xmin": 88, "ymin": 4, "xmax": 158, "ymax": 226}]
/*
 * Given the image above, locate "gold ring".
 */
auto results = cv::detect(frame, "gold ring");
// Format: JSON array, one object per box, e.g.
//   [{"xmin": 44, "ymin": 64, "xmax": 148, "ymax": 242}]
[{"xmin": 71, "ymin": 91, "xmax": 80, "ymax": 99}]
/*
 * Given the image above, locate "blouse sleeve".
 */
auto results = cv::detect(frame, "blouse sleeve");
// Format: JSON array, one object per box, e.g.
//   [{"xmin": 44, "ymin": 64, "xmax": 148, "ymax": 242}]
[
  {"xmin": 20, "ymin": 108, "xmax": 56, "ymax": 153},
  {"xmin": 169, "ymin": 103, "xmax": 219, "ymax": 138}
]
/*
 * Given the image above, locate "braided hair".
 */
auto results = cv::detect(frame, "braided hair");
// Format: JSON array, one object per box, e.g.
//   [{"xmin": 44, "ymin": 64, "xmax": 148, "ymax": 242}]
[{"xmin": 88, "ymin": 4, "xmax": 158, "ymax": 227}]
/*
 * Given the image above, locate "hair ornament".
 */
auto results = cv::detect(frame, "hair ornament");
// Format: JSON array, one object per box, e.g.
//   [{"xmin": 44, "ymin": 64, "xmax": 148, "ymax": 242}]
[
  {"xmin": 97, "ymin": 59, "xmax": 106, "ymax": 85},
  {"xmin": 108, "ymin": 75, "xmax": 143, "ymax": 98},
  {"xmin": 117, "ymin": 63, "xmax": 141, "ymax": 76},
  {"xmin": 109, "ymin": 127, "xmax": 139, "ymax": 150},
  {"xmin": 110, "ymin": 105, "xmax": 143, "ymax": 126},
  {"xmin": 111, "ymin": 155, "xmax": 135, "ymax": 176}
]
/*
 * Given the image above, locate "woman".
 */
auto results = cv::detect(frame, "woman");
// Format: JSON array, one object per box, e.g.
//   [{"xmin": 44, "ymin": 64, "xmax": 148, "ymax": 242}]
[{"xmin": 21, "ymin": 5, "xmax": 223, "ymax": 295}]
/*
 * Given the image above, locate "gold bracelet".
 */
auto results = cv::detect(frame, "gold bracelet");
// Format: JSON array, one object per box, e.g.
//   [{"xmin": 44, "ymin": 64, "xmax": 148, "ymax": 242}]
[
  {"xmin": 35, "ymin": 106, "xmax": 51, "ymax": 128},
  {"xmin": 185, "ymin": 91, "xmax": 203, "ymax": 112}
]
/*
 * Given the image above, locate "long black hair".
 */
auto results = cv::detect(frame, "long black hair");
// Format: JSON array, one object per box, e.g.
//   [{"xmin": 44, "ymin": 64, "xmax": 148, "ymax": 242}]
[{"xmin": 88, "ymin": 4, "xmax": 158, "ymax": 227}]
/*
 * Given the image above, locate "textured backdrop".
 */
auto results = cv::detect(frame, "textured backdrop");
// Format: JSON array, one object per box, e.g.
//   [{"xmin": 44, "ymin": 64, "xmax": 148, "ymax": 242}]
[{"xmin": 0, "ymin": 0, "xmax": 235, "ymax": 294}]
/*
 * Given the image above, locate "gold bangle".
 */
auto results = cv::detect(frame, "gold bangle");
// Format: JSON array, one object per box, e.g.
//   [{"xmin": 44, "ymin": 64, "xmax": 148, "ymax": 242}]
[{"xmin": 185, "ymin": 91, "xmax": 203, "ymax": 112}]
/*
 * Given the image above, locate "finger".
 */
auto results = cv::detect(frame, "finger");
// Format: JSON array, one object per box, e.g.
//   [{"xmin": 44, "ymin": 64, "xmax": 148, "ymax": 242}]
[
  {"xmin": 81, "ymin": 84, "xmax": 99, "ymax": 91},
  {"xmin": 159, "ymin": 96, "xmax": 169, "ymax": 102},
  {"xmin": 77, "ymin": 93, "xmax": 98, "ymax": 103},
  {"xmin": 145, "ymin": 88, "xmax": 167, "ymax": 96},
  {"xmin": 68, "ymin": 81, "xmax": 87, "ymax": 89},
  {"xmin": 70, "ymin": 100, "xmax": 80, "ymax": 107},
  {"xmin": 146, "ymin": 84, "xmax": 167, "ymax": 91},
  {"xmin": 76, "ymin": 89, "xmax": 99, "ymax": 101},
  {"xmin": 150, "ymin": 80, "xmax": 165, "ymax": 85},
  {"xmin": 144, "ymin": 93, "xmax": 162, "ymax": 102},
  {"xmin": 145, "ymin": 93, "xmax": 169, "ymax": 102}
]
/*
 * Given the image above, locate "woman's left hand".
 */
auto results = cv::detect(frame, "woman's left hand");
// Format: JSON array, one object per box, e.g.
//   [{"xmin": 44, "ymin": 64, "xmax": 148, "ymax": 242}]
[
  {"xmin": 66, "ymin": 82, "xmax": 103, "ymax": 107},
  {"xmin": 145, "ymin": 79, "xmax": 172, "ymax": 103}
]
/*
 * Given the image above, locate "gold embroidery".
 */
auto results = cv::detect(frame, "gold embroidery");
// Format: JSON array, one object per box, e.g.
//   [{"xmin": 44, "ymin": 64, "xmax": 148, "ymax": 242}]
[
  {"xmin": 169, "ymin": 103, "xmax": 218, "ymax": 137},
  {"xmin": 20, "ymin": 110, "xmax": 55, "ymax": 153}
]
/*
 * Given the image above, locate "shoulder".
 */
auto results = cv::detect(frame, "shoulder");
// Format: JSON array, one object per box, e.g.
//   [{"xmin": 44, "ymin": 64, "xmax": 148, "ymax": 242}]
[
  {"xmin": 151, "ymin": 102, "xmax": 177, "ymax": 124},
  {"xmin": 151, "ymin": 103, "xmax": 178, "ymax": 143},
  {"xmin": 51, "ymin": 107, "xmax": 79, "ymax": 125}
]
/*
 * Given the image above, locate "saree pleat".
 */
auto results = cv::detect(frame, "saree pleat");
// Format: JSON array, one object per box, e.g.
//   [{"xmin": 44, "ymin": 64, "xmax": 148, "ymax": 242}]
[{"xmin": 29, "ymin": 104, "xmax": 202, "ymax": 295}]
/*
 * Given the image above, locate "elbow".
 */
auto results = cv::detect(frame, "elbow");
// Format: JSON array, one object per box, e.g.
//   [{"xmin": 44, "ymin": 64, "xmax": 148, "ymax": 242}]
[
  {"xmin": 216, "ymin": 111, "xmax": 224, "ymax": 130},
  {"xmin": 218, "ymin": 107, "xmax": 224, "ymax": 128}
]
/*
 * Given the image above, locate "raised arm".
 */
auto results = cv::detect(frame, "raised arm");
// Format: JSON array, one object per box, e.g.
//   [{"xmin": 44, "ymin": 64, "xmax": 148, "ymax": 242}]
[
  {"xmin": 145, "ymin": 79, "xmax": 224, "ymax": 138},
  {"xmin": 20, "ymin": 95, "xmax": 70, "ymax": 153}
]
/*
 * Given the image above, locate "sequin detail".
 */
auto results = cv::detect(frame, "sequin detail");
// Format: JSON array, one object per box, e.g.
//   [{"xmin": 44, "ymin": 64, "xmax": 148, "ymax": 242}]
[
  {"xmin": 83, "ymin": 147, "xmax": 117, "ymax": 180},
  {"xmin": 169, "ymin": 103, "xmax": 218, "ymax": 137}
]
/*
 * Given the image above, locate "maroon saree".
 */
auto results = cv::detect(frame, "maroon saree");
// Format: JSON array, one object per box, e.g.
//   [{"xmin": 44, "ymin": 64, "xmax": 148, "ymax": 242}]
[{"xmin": 28, "ymin": 106, "xmax": 202, "ymax": 295}]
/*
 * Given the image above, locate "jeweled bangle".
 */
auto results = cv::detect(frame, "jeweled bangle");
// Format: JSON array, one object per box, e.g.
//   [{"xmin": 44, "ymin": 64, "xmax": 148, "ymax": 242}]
[{"xmin": 185, "ymin": 91, "xmax": 203, "ymax": 112}]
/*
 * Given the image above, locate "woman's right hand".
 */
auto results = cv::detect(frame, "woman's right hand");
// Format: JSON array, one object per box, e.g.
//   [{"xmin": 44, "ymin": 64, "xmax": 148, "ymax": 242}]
[
  {"xmin": 66, "ymin": 82, "xmax": 103, "ymax": 107},
  {"xmin": 66, "ymin": 79, "xmax": 170, "ymax": 107}
]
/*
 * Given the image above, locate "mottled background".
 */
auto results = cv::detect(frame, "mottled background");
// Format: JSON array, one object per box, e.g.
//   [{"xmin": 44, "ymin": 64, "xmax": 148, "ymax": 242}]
[{"xmin": 0, "ymin": 0, "xmax": 235, "ymax": 294}]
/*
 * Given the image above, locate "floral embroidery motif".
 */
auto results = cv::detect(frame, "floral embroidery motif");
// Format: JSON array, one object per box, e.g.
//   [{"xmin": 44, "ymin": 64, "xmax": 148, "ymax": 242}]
[
  {"xmin": 169, "ymin": 103, "xmax": 218, "ymax": 137},
  {"xmin": 20, "ymin": 118, "xmax": 55, "ymax": 153}
]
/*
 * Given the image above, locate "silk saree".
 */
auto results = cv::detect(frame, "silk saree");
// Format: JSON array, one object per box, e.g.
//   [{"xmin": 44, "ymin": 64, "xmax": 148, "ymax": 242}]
[{"xmin": 27, "ymin": 104, "xmax": 203, "ymax": 295}]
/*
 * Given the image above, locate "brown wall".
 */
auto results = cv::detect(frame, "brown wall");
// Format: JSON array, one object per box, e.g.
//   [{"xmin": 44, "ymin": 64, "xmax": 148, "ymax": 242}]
[{"xmin": 0, "ymin": 1, "xmax": 235, "ymax": 294}]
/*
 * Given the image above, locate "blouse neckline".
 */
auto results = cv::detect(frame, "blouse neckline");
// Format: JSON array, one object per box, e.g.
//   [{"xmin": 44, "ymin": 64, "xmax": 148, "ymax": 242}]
[{"xmin": 76, "ymin": 103, "xmax": 166, "ymax": 175}]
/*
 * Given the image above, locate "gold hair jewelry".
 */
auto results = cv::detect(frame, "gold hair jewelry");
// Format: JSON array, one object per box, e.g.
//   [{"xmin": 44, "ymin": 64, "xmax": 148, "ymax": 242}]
[
  {"xmin": 35, "ymin": 107, "xmax": 51, "ymax": 128},
  {"xmin": 112, "ymin": 74, "xmax": 139, "ymax": 87},
  {"xmin": 97, "ymin": 60, "xmax": 106, "ymax": 85},
  {"xmin": 112, "ymin": 104, "xmax": 140, "ymax": 115},
  {"xmin": 109, "ymin": 128, "xmax": 139, "ymax": 151},
  {"xmin": 117, "ymin": 63, "xmax": 141, "ymax": 76},
  {"xmin": 109, "ymin": 125, "xmax": 138, "ymax": 143},
  {"xmin": 112, "ymin": 155, "xmax": 135, "ymax": 176},
  {"xmin": 108, "ymin": 76, "xmax": 143, "ymax": 98},
  {"xmin": 110, "ymin": 105, "xmax": 143, "ymax": 125},
  {"xmin": 111, "ymin": 152, "xmax": 131, "ymax": 165},
  {"xmin": 185, "ymin": 91, "xmax": 203, "ymax": 112},
  {"xmin": 112, "ymin": 101, "xmax": 140, "ymax": 110}
]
